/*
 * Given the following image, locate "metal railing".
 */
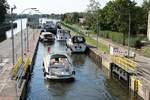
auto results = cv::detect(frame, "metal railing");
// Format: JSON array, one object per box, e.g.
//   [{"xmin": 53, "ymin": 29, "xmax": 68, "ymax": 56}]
[{"xmin": 12, "ymin": 56, "xmax": 30, "ymax": 97}]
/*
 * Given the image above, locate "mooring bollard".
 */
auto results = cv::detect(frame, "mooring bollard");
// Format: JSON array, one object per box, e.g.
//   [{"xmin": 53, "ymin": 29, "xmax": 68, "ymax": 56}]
[{"xmin": 0, "ymin": 55, "xmax": 2, "ymax": 63}]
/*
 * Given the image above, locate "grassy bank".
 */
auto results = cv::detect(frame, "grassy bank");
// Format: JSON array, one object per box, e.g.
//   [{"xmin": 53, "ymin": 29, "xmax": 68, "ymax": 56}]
[{"xmin": 61, "ymin": 22, "xmax": 109, "ymax": 53}]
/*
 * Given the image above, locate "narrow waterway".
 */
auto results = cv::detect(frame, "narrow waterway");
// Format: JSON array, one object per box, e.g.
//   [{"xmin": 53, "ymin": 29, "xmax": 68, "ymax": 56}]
[{"xmin": 26, "ymin": 40, "xmax": 141, "ymax": 100}]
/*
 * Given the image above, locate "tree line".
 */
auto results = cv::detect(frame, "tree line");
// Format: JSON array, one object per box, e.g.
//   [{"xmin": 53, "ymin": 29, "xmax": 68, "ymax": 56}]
[
  {"xmin": 62, "ymin": 0, "xmax": 150, "ymax": 36},
  {"xmin": 0, "ymin": 0, "xmax": 9, "ymax": 25}
]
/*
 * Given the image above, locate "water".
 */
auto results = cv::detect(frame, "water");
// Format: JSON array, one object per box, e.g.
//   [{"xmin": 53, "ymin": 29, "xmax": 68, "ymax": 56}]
[
  {"xmin": 26, "ymin": 40, "xmax": 142, "ymax": 100},
  {"xmin": 6, "ymin": 18, "xmax": 27, "ymax": 38},
  {"xmin": 5, "ymin": 18, "xmax": 59, "ymax": 39}
]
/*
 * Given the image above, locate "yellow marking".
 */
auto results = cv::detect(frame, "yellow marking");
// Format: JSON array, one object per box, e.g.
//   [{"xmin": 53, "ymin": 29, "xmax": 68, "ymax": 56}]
[
  {"xmin": 12, "ymin": 57, "xmax": 22, "ymax": 77},
  {"xmin": 112, "ymin": 56, "xmax": 137, "ymax": 73},
  {"xmin": 134, "ymin": 80, "xmax": 139, "ymax": 93},
  {"xmin": 24, "ymin": 56, "xmax": 30, "ymax": 72}
]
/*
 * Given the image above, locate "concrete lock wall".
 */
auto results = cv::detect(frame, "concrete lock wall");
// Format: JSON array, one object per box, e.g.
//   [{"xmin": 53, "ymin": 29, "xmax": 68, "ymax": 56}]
[
  {"xmin": 147, "ymin": 11, "xmax": 150, "ymax": 41},
  {"xmin": 130, "ymin": 76, "xmax": 150, "ymax": 100}
]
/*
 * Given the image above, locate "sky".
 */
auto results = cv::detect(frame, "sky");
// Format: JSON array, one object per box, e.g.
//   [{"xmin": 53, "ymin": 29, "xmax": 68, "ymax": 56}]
[{"xmin": 7, "ymin": 0, "xmax": 143, "ymax": 14}]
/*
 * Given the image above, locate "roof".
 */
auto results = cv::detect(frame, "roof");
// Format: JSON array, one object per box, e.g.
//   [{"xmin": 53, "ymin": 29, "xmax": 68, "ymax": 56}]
[
  {"xmin": 72, "ymin": 35, "xmax": 86, "ymax": 43},
  {"xmin": 41, "ymin": 32, "xmax": 53, "ymax": 35},
  {"xmin": 50, "ymin": 54, "xmax": 67, "ymax": 59}
]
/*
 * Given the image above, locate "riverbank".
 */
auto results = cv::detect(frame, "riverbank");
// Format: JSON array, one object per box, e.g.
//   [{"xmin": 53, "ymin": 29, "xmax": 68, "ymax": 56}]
[
  {"xmin": 62, "ymin": 23, "xmax": 150, "ymax": 100},
  {"xmin": 62, "ymin": 22, "xmax": 150, "ymax": 58}
]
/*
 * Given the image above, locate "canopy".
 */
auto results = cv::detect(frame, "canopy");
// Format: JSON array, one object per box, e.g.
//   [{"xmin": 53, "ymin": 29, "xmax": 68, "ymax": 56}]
[
  {"xmin": 72, "ymin": 36, "xmax": 86, "ymax": 43},
  {"xmin": 50, "ymin": 54, "xmax": 67, "ymax": 59}
]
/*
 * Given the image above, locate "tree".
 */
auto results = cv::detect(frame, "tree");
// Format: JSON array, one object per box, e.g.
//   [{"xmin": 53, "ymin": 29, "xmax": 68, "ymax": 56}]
[
  {"xmin": 141, "ymin": 0, "xmax": 150, "ymax": 34},
  {"xmin": 142, "ymin": 0, "xmax": 150, "ymax": 12},
  {"xmin": 86, "ymin": 0, "xmax": 100, "ymax": 32},
  {"xmin": 0, "ymin": 0, "xmax": 9, "ymax": 25}
]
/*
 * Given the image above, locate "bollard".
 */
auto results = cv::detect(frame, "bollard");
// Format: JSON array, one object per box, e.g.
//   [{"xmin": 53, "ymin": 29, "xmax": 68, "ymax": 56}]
[
  {"xmin": 0, "ymin": 55, "xmax": 2, "ymax": 63},
  {"xmin": 134, "ymin": 80, "xmax": 139, "ymax": 93}
]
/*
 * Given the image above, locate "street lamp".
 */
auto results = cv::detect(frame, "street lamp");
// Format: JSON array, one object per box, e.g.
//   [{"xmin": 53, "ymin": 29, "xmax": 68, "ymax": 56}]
[
  {"xmin": 89, "ymin": 10, "xmax": 99, "ymax": 48},
  {"xmin": 26, "ymin": 9, "xmax": 40, "ymax": 52},
  {"xmin": 128, "ymin": 0, "xmax": 135, "ymax": 57},
  {"xmin": 11, "ymin": 5, "xmax": 16, "ymax": 65},
  {"xmin": 20, "ymin": 8, "xmax": 37, "ymax": 62},
  {"xmin": 127, "ymin": 10, "xmax": 131, "ymax": 57}
]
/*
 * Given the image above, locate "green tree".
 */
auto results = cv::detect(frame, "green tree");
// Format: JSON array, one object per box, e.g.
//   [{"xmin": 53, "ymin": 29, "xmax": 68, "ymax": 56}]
[
  {"xmin": 0, "ymin": 0, "xmax": 9, "ymax": 25},
  {"xmin": 86, "ymin": 0, "xmax": 100, "ymax": 32},
  {"xmin": 142, "ymin": 0, "xmax": 150, "ymax": 12}
]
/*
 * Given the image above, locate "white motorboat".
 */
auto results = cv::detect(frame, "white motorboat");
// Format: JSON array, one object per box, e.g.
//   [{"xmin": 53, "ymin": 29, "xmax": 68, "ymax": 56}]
[
  {"xmin": 66, "ymin": 36, "xmax": 87, "ymax": 53},
  {"xmin": 39, "ymin": 32, "xmax": 55, "ymax": 42},
  {"xmin": 43, "ymin": 54, "xmax": 75, "ymax": 80},
  {"xmin": 56, "ymin": 29, "xmax": 71, "ymax": 41}
]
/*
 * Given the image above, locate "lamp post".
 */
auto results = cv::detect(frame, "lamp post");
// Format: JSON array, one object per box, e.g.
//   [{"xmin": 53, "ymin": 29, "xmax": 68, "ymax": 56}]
[
  {"xmin": 20, "ymin": 8, "xmax": 37, "ymax": 62},
  {"xmin": 128, "ymin": 0, "xmax": 134, "ymax": 57},
  {"xmin": 96, "ymin": 17, "xmax": 99, "ymax": 48},
  {"xmin": 127, "ymin": 10, "xmax": 131, "ymax": 57},
  {"xmin": 11, "ymin": 5, "xmax": 16, "ymax": 65},
  {"xmin": 90, "ymin": 10, "xmax": 99, "ymax": 48},
  {"xmin": 26, "ymin": 9, "xmax": 39, "ymax": 52}
]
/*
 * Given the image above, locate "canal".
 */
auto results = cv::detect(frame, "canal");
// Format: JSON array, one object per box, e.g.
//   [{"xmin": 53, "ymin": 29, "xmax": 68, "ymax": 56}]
[{"xmin": 26, "ymin": 40, "xmax": 139, "ymax": 100}]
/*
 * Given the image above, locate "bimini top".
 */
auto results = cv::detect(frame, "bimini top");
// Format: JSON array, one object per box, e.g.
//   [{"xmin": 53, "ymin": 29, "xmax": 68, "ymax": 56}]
[
  {"xmin": 72, "ymin": 36, "xmax": 86, "ymax": 43},
  {"xmin": 50, "ymin": 54, "xmax": 67, "ymax": 59}
]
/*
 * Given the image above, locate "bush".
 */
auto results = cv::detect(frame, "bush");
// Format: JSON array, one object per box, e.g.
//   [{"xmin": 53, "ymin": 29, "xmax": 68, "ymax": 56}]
[{"xmin": 134, "ymin": 40, "xmax": 142, "ymax": 49}]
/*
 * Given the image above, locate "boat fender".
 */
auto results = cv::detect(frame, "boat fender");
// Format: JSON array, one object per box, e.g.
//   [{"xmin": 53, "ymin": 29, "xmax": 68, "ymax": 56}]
[
  {"xmin": 72, "ymin": 71, "xmax": 75, "ymax": 75},
  {"xmin": 43, "ymin": 68, "xmax": 45, "ymax": 72},
  {"xmin": 44, "ymin": 72, "xmax": 46, "ymax": 77}
]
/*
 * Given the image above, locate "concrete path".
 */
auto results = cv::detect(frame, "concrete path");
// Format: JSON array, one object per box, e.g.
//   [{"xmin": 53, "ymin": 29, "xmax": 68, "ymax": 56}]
[{"xmin": 0, "ymin": 28, "xmax": 40, "ymax": 99}]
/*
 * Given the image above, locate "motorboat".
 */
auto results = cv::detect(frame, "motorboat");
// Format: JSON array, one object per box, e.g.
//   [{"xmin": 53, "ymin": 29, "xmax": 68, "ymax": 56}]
[
  {"xmin": 44, "ymin": 21, "xmax": 57, "ymax": 35},
  {"xmin": 39, "ymin": 32, "xmax": 55, "ymax": 42},
  {"xmin": 56, "ymin": 29, "xmax": 71, "ymax": 41},
  {"xmin": 43, "ymin": 54, "xmax": 75, "ymax": 80},
  {"xmin": 66, "ymin": 35, "xmax": 87, "ymax": 53}
]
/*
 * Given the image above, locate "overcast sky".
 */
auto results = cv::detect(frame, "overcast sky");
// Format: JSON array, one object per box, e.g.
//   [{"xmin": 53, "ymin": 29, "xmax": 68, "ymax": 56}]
[{"xmin": 7, "ymin": 0, "xmax": 143, "ymax": 14}]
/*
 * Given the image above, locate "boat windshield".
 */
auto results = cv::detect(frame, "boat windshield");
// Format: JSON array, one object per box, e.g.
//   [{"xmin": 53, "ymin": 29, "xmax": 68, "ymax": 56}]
[
  {"xmin": 72, "ymin": 36, "xmax": 85, "ymax": 43},
  {"xmin": 50, "ymin": 57, "xmax": 68, "ymax": 64}
]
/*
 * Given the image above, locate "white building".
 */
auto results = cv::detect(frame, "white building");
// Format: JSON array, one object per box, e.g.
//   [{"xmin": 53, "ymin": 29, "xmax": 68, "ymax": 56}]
[{"xmin": 147, "ymin": 11, "xmax": 150, "ymax": 41}]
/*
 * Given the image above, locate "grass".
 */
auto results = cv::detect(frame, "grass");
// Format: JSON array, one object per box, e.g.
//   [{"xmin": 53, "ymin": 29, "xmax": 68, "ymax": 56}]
[
  {"xmin": 85, "ymin": 36, "xmax": 109, "ymax": 53},
  {"xmin": 61, "ymin": 22, "xmax": 150, "ymax": 58},
  {"xmin": 141, "ymin": 47, "xmax": 150, "ymax": 58}
]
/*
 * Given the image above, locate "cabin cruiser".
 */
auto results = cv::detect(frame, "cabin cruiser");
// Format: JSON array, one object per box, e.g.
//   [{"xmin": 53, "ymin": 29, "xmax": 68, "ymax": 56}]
[
  {"xmin": 39, "ymin": 32, "xmax": 55, "ymax": 42},
  {"xmin": 66, "ymin": 36, "xmax": 87, "ymax": 53},
  {"xmin": 56, "ymin": 29, "xmax": 71, "ymax": 41},
  {"xmin": 44, "ymin": 21, "xmax": 57, "ymax": 35},
  {"xmin": 43, "ymin": 54, "xmax": 75, "ymax": 80}
]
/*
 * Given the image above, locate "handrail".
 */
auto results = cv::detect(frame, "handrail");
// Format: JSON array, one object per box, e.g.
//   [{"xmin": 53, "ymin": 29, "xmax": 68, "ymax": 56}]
[{"xmin": 12, "ymin": 56, "xmax": 22, "ymax": 78}]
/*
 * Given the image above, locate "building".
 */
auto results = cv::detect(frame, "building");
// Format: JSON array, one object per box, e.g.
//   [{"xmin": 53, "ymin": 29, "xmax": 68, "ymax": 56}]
[{"xmin": 147, "ymin": 11, "xmax": 150, "ymax": 41}]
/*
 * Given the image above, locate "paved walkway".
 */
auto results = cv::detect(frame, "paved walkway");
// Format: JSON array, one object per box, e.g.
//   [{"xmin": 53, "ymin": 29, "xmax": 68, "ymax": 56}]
[{"xmin": 0, "ymin": 28, "xmax": 40, "ymax": 99}]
